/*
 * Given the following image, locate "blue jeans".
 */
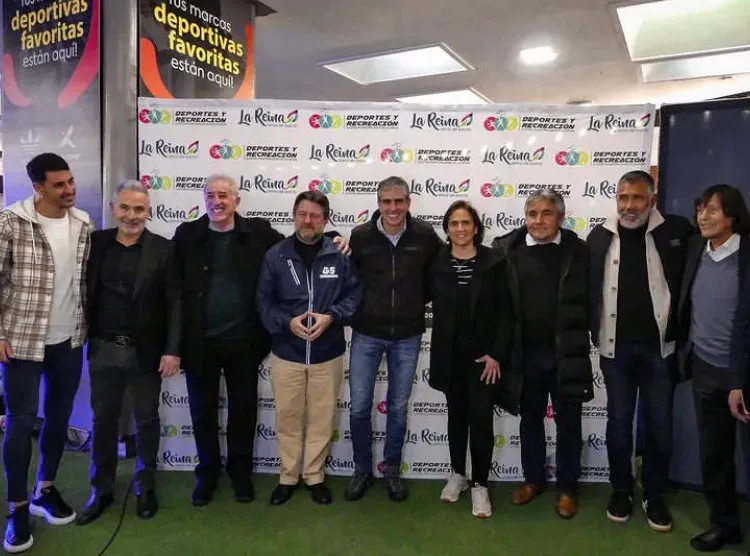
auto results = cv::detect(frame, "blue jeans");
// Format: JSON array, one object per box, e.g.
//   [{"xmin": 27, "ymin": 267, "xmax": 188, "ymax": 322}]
[
  {"xmin": 600, "ymin": 342, "xmax": 675, "ymax": 500},
  {"xmin": 349, "ymin": 331, "xmax": 421, "ymax": 476},
  {"xmin": 1, "ymin": 340, "xmax": 83, "ymax": 502}
]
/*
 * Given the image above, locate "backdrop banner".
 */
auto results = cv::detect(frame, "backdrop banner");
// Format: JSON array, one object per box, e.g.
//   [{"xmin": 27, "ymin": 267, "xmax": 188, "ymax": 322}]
[{"xmin": 138, "ymin": 98, "xmax": 655, "ymax": 480}]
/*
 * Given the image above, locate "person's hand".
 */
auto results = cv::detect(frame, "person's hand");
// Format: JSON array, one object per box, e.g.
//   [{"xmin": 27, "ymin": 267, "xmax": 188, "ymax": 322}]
[
  {"xmin": 729, "ymin": 389, "xmax": 750, "ymax": 423},
  {"xmin": 159, "ymin": 355, "xmax": 180, "ymax": 378},
  {"xmin": 476, "ymin": 355, "xmax": 500, "ymax": 385},
  {"xmin": 332, "ymin": 236, "xmax": 352, "ymax": 256},
  {"xmin": 0, "ymin": 340, "xmax": 14, "ymax": 364},
  {"xmin": 290, "ymin": 313, "xmax": 311, "ymax": 340},
  {"xmin": 307, "ymin": 313, "xmax": 334, "ymax": 341}
]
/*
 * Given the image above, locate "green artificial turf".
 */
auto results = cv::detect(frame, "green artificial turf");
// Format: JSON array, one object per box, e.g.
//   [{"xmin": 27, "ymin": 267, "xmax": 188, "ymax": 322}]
[{"xmin": 3, "ymin": 452, "xmax": 748, "ymax": 555}]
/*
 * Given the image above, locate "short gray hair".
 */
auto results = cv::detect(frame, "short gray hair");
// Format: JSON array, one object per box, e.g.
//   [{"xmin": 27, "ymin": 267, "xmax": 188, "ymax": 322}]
[
  {"xmin": 377, "ymin": 176, "xmax": 409, "ymax": 201},
  {"xmin": 112, "ymin": 180, "xmax": 149, "ymax": 203},
  {"xmin": 524, "ymin": 188, "xmax": 566, "ymax": 216},
  {"xmin": 203, "ymin": 173, "xmax": 240, "ymax": 197}
]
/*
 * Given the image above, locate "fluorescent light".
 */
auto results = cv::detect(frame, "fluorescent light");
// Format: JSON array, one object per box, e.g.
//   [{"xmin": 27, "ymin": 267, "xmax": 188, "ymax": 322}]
[
  {"xmin": 641, "ymin": 49, "xmax": 750, "ymax": 82},
  {"xmin": 321, "ymin": 44, "xmax": 473, "ymax": 85},
  {"xmin": 519, "ymin": 46, "xmax": 557, "ymax": 65},
  {"xmin": 395, "ymin": 89, "xmax": 491, "ymax": 105}
]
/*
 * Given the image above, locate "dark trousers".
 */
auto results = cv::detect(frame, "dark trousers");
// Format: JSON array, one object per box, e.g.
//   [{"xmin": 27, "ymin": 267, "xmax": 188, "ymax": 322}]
[
  {"xmin": 1, "ymin": 340, "xmax": 83, "ymax": 502},
  {"xmin": 520, "ymin": 354, "xmax": 582, "ymax": 494},
  {"xmin": 444, "ymin": 349, "xmax": 496, "ymax": 486},
  {"xmin": 692, "ymin": 353, "xmax": 750, "ymax": 531},
  {"xmin": 185, "ymin": 337, "xmax": 262, "ymax": 486},
  {"xmin": 88, "ymin": 340, "xmax": 161, "ymax": 496},
  {"xmin": 600, "ymin": 342, "xmax": 674, "ymax": 500}
]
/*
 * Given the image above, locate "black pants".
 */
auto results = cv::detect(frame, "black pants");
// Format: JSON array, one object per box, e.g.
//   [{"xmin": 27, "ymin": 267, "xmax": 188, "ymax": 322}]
[
  {"xmin": 692, "ymin": 354, "xmax": 750, "ymax": 531},
  {"xmin": 89, "ymin": 340, "xmax": 161, "ymax": 496},
  {"xmin": 520, "ymin": 354, "xmax": 582, "ymax": 494},
  {"xmin": 444, "ymin": 349, "xmax": 496, "ymax": 486},
  {"xmin": 185, "ymin": 337, "xmax": 262, "ymax": 486}
]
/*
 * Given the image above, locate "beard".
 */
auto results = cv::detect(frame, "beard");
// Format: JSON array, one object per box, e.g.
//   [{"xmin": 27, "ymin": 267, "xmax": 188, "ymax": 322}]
[{"xmin": 618, "ymin": 208, "xmax": 651, "ymax": 230}]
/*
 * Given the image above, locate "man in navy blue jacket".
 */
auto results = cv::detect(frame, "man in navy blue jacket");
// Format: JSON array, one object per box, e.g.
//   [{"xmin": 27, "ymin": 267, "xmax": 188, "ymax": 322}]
[{"xmin": 256, "ymin": 190, "xmax": 363, "ymax": 506}]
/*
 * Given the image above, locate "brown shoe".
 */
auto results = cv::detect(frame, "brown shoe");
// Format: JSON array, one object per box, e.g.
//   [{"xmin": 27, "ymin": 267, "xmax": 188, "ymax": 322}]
[
  {"xmin": 511, "ymin": 484, "xmax": 543, "ymax": 506},
  {"xmin": 556, "ymin": 493, "xmax": 577, "ymax": 519}
]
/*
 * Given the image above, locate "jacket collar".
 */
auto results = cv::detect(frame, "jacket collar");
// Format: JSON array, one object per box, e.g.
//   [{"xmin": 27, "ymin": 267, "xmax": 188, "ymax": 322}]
[
  {"xmin": 603, "ymin": 208, "xmax": 665, "ymax": 235},
  {"xmin": 195, "ymin": 212, "xmax": 252, "ymax": 237},
  {"xmin": 499, "ymin": 226, "xmax": 578, "ymax": 252},
  {"xmin": 5, "ymin": 195, "xmax": 92, "ymax": 226},
  {"xmin": 276, "ymin": 234, "xmax": 337, "ymax": 260},
  {"xmin": 433, "ymin": 243, "xmax": 499, "ymax": 273}
]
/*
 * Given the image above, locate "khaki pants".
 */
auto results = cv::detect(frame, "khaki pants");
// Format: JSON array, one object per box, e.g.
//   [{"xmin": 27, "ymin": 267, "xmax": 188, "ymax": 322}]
[{"xmin": 270, "ymin": 354, "xmax": 344, "ymax": 486}]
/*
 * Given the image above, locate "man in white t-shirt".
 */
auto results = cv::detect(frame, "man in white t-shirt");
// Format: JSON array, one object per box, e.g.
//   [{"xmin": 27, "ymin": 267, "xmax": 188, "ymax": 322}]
[{"xmin": 0, "ymin": 153, "xmax": 94, "ymax": 554}]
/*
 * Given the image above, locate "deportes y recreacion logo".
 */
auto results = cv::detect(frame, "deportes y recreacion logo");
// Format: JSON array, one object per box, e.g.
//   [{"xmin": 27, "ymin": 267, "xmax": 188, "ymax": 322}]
[
  {"xmin": 308, "ymin": 176, "xmax": 343, "ymax": 194},
  {"xmin": 209, "ymin": 141, "xmax": 242, "ymax": 160},
  {"xmin": 380, "ymin": 144, "xmax": 415, "ymax": 163},
  {"xmin": 555, "ymin": 148, "xmax": 589, "ymax": 166},
  {"xmin": 140, "ymin": 173, "xmax": 172, "ymax": 190},
  {"xmin": 309, "ymin": 113, "xmax": 343, "ymax": 129},
  {"xmin": 480, "ymin": 179, "xmax": 514, "ymax": 198},
  {"xmin": 483, "ymin": 115, "xmax": 519, "ymax": 131},
  {"xmin": 138, "ymin": 108, "xmax": 172, "ymax": 124}
]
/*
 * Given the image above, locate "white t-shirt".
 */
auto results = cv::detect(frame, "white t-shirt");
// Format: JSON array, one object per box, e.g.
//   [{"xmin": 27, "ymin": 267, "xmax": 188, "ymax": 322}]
[{"xmin": 37, "ymin": 212, "xmax": 76, "ymax": 345}]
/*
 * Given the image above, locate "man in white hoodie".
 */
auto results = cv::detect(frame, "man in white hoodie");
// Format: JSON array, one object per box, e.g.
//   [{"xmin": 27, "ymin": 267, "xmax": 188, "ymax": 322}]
[{"xmin": 0, "ymin": 153, "xmax": 94, "ymax": 554}]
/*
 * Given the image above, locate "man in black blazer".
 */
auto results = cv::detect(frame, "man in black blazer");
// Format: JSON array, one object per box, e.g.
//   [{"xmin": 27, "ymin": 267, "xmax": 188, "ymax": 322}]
[
  {"xmin": 77, "ymin": 181, "xmax": 180, "ymax": 524},
  {"xmin": 677, "ymin": 184, "xmax": 750, "ymax": 552}
]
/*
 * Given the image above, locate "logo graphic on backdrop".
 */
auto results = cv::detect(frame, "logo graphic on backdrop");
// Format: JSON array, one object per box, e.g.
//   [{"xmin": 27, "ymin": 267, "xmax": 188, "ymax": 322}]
[
  {"xmin": 380, "ymin": 144, "xmax": 415, "ymax": 163},
  {"xmin": 343, "ymin": 180, "xmax": 379, "ymax": 195},
  {"xmin": 482, "ymin": 146, "xmax": 545, "ymax": 165},
  {"xmin": 556, "ymin": 148, "xmax": 649, "ymax": 166},
  {"xmin": 328, "ymin": 209, "xmax": 370, "ymax": 227},
  {"xmin": 141, "ymin": 173, "xmax": 205, "ymax": 191},
  {"xmin": 240, "ymin": 174, "xmax": 299, "ymax": 194},
  {"xmin": 345, "ymin": 113, "xmax": 399, "ymax": 129},
  {"xmin": 309, "ymin": 176, "xmax": 343, "ymax": 194},
  {"xmin": 562, "ymin": 215, "xmax": 586, "ymax": 233},
  {"xmin": 309, "ymin": 112, "xmax": 343, "ymax": 129},
  {"xmin": 309, "ymin": 143, "xmax": 371, "ymax": 163},
  {"xmin": 139, "ymin": 139, "xmax": 199, "ymax": 159},
  {"xmin": 141, "ymin": 173, "xmax": 173, "ymax": 191},
  {"xmin": 586, "ymin": 113, "xmax": 651, "ymax": 133},
  {"xmin": 409, "ymin": 177, "xmax": 470, "ymax": 197},
  {"xmin": 244, "ymin": 210, "xmax": 294, "ymax": 224},
  {"xmin": 410, "ymin": 112, "xmax": 473, "ymax": 131},
  {"xmin": 481, "ymin": 179, "xmax": 515, "ymax": 198},
  {"xmin": 149, "ymin": 204, "xmax": 200, "ymax": 223},
  {"xmin": 238, "ymin": 108, "xmax": 299, "ymax": 127},
  {"xmin": 245, "ymin": 145, "xmax": 299, "ymax": 161},
  {"xmin": 139, "ymin": 108, "xmax": 228, "ymax": 125},
  {"xmin": 555, "ymin": 148, "xmax": 590, "ymax": 166},
  {"xmin": 484, "ymin": 115, "xmax": 575, "ymax": 132},
  {"xmin": 209, "ymin": 140, "xmax": 242, "ymax": 160},
  {"xmin": 583, "ymin": 180, "xmax": 618, "ymax": 199},
  {"xmin": 416, "ymin": 148, "xmax": 471, "ymax": 164}
]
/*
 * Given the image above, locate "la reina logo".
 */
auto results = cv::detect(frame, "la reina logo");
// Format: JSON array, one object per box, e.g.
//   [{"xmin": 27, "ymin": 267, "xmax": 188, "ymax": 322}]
[
  {"xmin": 149, "ymin": 204, "xmax": 200, "ymax": 223},
  {"xmin": 309, "ymin": 112, "xmax": 343, "ymax": 129},
  {"xmin": 586, "ymin": 113, "xmax": 651, "ymax": 132},
  {"xmin": 209, "ymin": 140, "xmax": 242, "ymax": 160},
  {"xmin": 240, "ymin": 174, "xmax": 299, "ymax": 193},
  {"xmin": 410, "ymin": 177, "xmax": 471, "ymax": 197},
  {"xmin": 309, "ymin": 143, "xmax": 371, "ymax": 163},
  {"xmin": 483, "ymin": 114, "xmax": 519, "ymax": 132},
  {"xmin": 483, "ymin": 146, "xmax": 545, "ymax": 165},
  {"xmin": 380, "ymin": 144, "xmax": 414, "ymax": 163},
  {"xmin": 138, "ymin": 108, "xmax": 172, "ymax": 124},
  {"xmin": 328, "ymin": 208, "xmax": 370, "ymax": 226},
  {"xmin": 308, "ymin": 175, "xmax": 343, "ymax": 194},
  {"xmin": 138, "ymin": 139, "xmax": 199, "ymax": 158},
  {"xmin": 410, "ymin": 112, "xmax": 473, "ymax": 131},
  {"xmin": 140, "ymin": 173, "xmax": 172, "ymax": 190},
  {"xmin": 555, "ymin": 147, "xmax": 589, "ymax": 166},
  {"xmin": 238, "ymin": 107, "xmax": 298, "ymax": 127},
  {"xmin": 480, "ymin": 179, "xmax": 514, "ymax": 198}
]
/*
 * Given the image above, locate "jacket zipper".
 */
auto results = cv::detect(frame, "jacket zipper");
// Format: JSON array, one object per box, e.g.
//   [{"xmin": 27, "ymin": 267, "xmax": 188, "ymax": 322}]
[
  {"xmin": 305, "ymin": 263, "xmax": 314, "ymax": 365},
  {"xmin": 287, "ymin": 259, "xmax": 301, "ymax": 286},
  {"xmin": 390, "ymin": 246, "xmax": 396, "ymax": 337}
]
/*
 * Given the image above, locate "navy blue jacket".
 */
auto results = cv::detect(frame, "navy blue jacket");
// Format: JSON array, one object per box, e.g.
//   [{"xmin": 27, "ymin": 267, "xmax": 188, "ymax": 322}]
[
  {"xmin": 256, "ymin": 235, "xmax": 363, "ymax": 364},
  {"xmin": 729, "ymin": 237, "xmax": 750, "ymax": 394}
]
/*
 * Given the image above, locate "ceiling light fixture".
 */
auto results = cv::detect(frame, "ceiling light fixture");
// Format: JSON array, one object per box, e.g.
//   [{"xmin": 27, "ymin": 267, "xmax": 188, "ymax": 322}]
[
  {"xmin": 321, "ymin": 43, "xmax": 473, "ymax": 85},
  {"xmin": 519, "ymin": 46, "xmax": 558, "ymax": 65},
  {"xmin": 395, "ymin": 88, "xmax": 491, "ymax": 105}
]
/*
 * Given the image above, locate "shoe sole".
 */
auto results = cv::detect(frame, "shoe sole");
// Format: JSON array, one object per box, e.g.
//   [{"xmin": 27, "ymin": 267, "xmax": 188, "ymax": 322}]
[
  {"xmin": 642, "ymin": 501, "xmax": 672, "ymax": 532},
  {"xmin": 606, "ymin": 510, "xmax": 631, "ymax": 524},
  {"xmin": 3, "ymin": 536, "xmax": 34, "ymax": 554},
  {"xmin": 29, "ymin": 504, "xmax": 76, "ymax": 526},
  {"xmin": 345, "ymin": 479, "xmax": 374, "ymax": 502},
  {"xmin": 472, "ymin": 510, "xmax": 492, "ymax": 519}
]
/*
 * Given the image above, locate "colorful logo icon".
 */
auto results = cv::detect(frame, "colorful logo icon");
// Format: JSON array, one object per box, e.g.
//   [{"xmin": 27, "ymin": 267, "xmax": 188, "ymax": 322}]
[
  {"xmin": 309, "ymin": 113, "xmax": 343, "ymax": 129},
  {"xmin": 562, "ymin": 216, "xmax": 586, "ymax": 232},
  {"xmin": 640, "ymin": 114, "xmax": 651, "ymax": 127},
  {"xmin": 480, "ymin": 179, "xmax": 514, "ymax": 198},
  {"xmin": 140, "ymin": 174, "xmax": 172, "ymax": 190},
  {"xmin": 531, "ymin": 147, "xmax": 546, "ymax": 161},
  {"xmin": 494, "ymin": 434, "xmax": 506, "ymax": 448},
  {"xmin": 554, "ymin": 148, "xmax": 590, "ymax": 166},
  {"xmin": 209, "ymin": 141, "xmax": 242, "ymax": 160},
  {"xmin": 356, "ymin": 144, "xmax": 371, "ymax": 160},
  {"xmin": 376, "ymin": 461, "xmax": 409, "ymax": 475},
  {"xmin": 186, "ymin": 206, "xmax": 200, "ymax": 221},
  {"xmin": 483, "ymin": 115, "xmax": 519, "ymax": 131},
  {"xmin": 185, "ymin": 141, "xmax": 200, "ymax": 156},
  {"xmin": 160, "ymin": 425, "xmax": 178, "ymax": 437},
  {"xmin": 380, "ymin": 144, "xmax": 415, "ymax": 163},
  {"xmin": 355, "ymin": 210, "xmax": 370, "ymax": 224},
  {"xmin": 285, "ymin": 109, "xmax": 299, "ymax": 124},
  {"xmin": 138, "ymin": 108, "xmax": 172, "ymax": 124},
  {"xmin": 377, "ymin": 401, "xmax": 387, "ymax": 414},
  {"xmin": 459, "ymin": 113, "xmax": 473, "ymax": 127},
  {"xmin": 308, "ymin": 176, "xmax": 343, "ymax": 194},
  {"xmin": 330, "ymin": 429, "xmax": 340, "ymax": 442}
]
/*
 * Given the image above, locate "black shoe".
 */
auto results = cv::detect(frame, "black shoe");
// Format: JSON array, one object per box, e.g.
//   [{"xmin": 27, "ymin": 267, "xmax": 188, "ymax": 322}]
[
  {"xmin": 642, "ymin": 497, "xmax": 672, "ymax": 532},
  {"xmin": 689, "ymin": 528, "xmax": 742, "ymax": 551},
  {"xmin": 606, "ymin": 490, "xmax": 633, "ymax": 523},
  {"xmin": 29, "ymin": 485, "xmax": 76, "ymax": 525},
  {"xmin": 76, "ymin": 493, "xmax": 114, "ymax": 526},
  {"xmin": 307, "ymin": 483, "xmax": 332, "ymax": 505},
  {"xmin": 136, "ymin": 490, "xmax": 158, "ymax": 520},
  {"xmin": 233, "ymin": 481, "xmax": 255, "ymax": 504},
  {"xmin": 4, "ymin": 505, "xmax": 33, "ymax": 554},
  {"xmin": 345, "ymin": 471, "xmax": 374, "ymax": 502},
  {"xmin": 191, "ymin": 481, "xmax": 217, "ymax": 507},
  {"xmin": 270, "ymin": 484, "xmax": 298, "ymax": 506},
  {"xmin": 384, "ymin": 475, "xmax": 408, "ymax": 502}
]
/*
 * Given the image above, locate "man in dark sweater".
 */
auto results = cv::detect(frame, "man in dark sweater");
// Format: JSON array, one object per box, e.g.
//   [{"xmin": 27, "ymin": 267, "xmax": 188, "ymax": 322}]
[
  {"xmin": 588, "ymin": 170, "xmax": 694, "ymax": 533},
  {"xmin": 677, "ymin": 185, "xmax": 750, "ymax": 552},
  {"xmin": 492, "ymin": 189, "xmax": 592, "ymax": 519}
]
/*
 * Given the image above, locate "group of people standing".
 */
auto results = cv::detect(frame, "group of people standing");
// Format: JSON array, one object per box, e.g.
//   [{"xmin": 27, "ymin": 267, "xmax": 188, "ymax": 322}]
[{"xmin": 1, "ymin": 153, "xmax": 750, "ymax": 555}]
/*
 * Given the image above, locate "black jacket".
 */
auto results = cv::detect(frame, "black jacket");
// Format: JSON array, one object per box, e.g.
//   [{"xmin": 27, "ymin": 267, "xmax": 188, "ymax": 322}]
[
  {"xmin": 679, "ymin": 234, "xmax": 750, "ymax": 382},
  {"xmin": 587, "ymin": 213, "xmax": 695, "ymax": 353},
  {"xmin": 173, "ymin": 213, "xmax": 284, "ymax": 370},
  {"xmin": 427, "ymin": 245, "xmax": 519, "ymax": 414},
  {"xmin": 731, "ymin": 243, "xmax": 750, "ymax": 398},
  {"xmin": 349, "ymin": 211, "xmax": 442, "ymax": 340},
  {"xmin": 86, "ymin": 228, "xmax": 180, "ymax": 374},
  {"xmin": 492, "ymin": 227, "xmax": 593, "ymax": 403}
]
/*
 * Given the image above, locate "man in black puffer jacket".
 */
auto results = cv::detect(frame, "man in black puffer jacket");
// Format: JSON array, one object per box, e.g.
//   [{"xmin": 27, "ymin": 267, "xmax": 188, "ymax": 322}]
[{"xmin": 492, "ymin": 188, "xmax": 592, "ymax": 520}]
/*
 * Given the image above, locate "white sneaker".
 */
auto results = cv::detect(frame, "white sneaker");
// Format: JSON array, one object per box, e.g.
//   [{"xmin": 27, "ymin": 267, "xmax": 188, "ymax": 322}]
[
  {"xmin": 440, "ymin": 473, "xmax": 468, "ymax": 502},
  {"xmin": 471, "ymin": 484, "xmax": 492, "ymax": 518}
]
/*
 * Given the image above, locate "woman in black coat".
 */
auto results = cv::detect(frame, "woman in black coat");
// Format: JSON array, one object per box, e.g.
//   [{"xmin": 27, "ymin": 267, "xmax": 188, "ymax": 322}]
[{"xmin": 428, "ymin": 200, "xmax": 516, "ymax": 519}]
